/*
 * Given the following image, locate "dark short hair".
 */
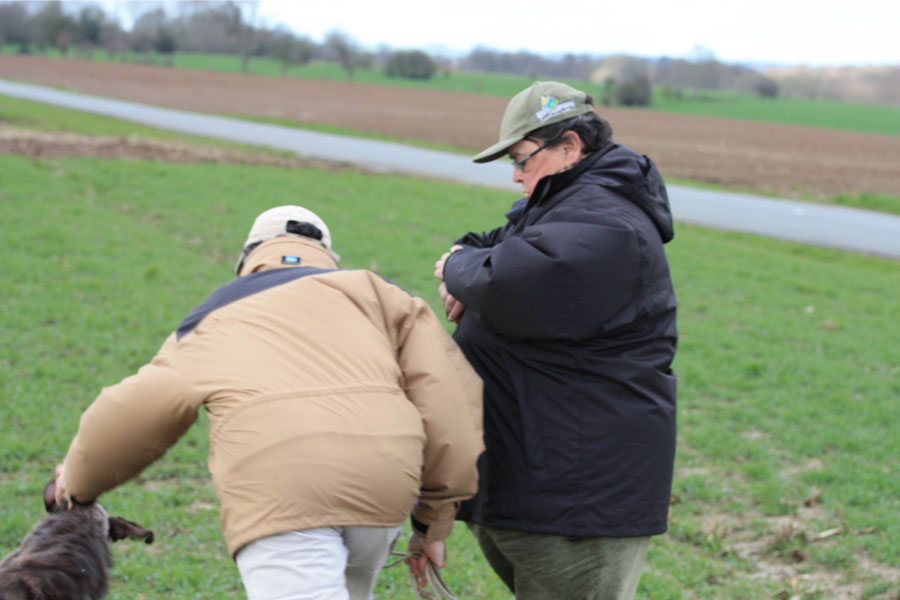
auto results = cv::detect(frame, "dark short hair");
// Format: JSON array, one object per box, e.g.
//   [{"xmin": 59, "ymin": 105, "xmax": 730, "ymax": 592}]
[
  {"xmin": 285, "ymin": 220, "xmax": 323, "ymax": 241},
  {"xmin": 527, "ymin": 96, "xmax": 613, "ymax": 154}
]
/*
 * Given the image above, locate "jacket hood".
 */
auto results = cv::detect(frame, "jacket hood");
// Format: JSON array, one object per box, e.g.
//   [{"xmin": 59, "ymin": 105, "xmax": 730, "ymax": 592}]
[
  {"xmin": 238, "ymin": 236, "xmax": 339, "ymax": 276},
  {"xmin": 533, "ymin": 143, "xmax": 674, "ymax": 243},
  {"xmin": 589, "ymin": 144, "xmax": 674, "ymax": 243}
]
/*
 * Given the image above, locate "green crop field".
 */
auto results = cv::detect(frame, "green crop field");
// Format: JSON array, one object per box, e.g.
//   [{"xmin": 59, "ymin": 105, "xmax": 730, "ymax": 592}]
[
  {"xmin": 651, "ymin": 89, "xmax": 900, "ymax": 136},
  {"xmin": 6, "ymin": 47, "xmax": 900, "ymax": 136},
  {"xmin": 1, "ymin": 99, "xmax": 898, "ymax": 599}
]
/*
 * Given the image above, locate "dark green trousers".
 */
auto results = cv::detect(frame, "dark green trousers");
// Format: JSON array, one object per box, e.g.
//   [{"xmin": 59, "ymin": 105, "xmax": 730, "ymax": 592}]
[{"xmin": 468, "ymin": 523, "xmax": 650, "ymax": 600}]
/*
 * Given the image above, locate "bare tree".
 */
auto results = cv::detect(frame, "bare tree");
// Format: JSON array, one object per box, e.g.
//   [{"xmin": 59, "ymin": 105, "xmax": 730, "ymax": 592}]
[
  {"xmin": 155, "ymin": 25, "xmax": 177, "ymax": 65},
  {"xmin": 31, "ymin": 1, "xmax": 79, "ymax": 55},
  {"xmin": 325, "ymin": 30, "xmax": 357, "ymax": 80},
  {"xmin": 0, "ymin": 1, "xmax": 31, "ymax": 52},
  {"xmin": 269, "ymin": 28, "xmax": 295, "ymax": 74},
  {"xmin": 238, "ymin": 0, "xmax": 256, "ymax": 74},
  {"xmin": 99, "ymin": 19, "xmax": 128, "ymax": 60},
  {"xmin": 294, "ymin": 36, "xmax": 313, "ymax": 66},
  {"xmin": 130, "ymin": 7, "xmax": 166, "ymax": 58},
  {"xmin": 77, "ymin": 5, "xmax": 104, "ymax": 46},
  {"xmin": 73, "ymin": 5, "xmax": 107, "ymax": 58}
]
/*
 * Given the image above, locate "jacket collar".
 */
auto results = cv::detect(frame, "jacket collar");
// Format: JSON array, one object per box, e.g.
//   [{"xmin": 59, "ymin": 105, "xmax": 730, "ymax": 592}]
[
  {"xmin": 238, "ymin": 236, "xmax": 339, "ymax": 276},
  {"xmin": 527, "ymin": 142, "xmax": 617, "ymax": 208}
]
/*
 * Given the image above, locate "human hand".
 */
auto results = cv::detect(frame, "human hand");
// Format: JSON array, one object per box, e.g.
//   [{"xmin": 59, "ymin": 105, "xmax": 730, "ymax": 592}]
[
  {"xmin": 439, "ymin": 282, "xmax": 466, "ymax": 322},
  {"xmin": 433, "ymin": 245, "xmax": 463, "ymax": 281},
  {"xmin": 406, "ymin": 532, "xmax": 446, "ymax": 583},
  {"xmin": 54, "ymin": 462, "xmax": 71, "ymax": 509}
]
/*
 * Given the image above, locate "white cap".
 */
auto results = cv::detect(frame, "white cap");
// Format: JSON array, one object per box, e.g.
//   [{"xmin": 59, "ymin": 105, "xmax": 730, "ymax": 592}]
[
  {"xmin": 243, "ymin": 205, "xmax": 333, "ymax": 251},
  {"xmin": 236, "ymin": 205, "xmax": 338, "ymax": 274}
]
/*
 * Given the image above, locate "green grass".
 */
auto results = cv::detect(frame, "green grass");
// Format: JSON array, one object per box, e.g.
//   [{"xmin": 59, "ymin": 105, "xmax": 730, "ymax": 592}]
[
  {"xmin": 9, "ymin": 47, "xmax": 900, "ymax": 136},
  {"xmin": 1, "ymin": 149, "xmax": 898, "ymax": 599},
  {"xmin": 826, "ymin": 192, "xmax": 900, "ymax": 214},
  {"xmin": 652, "ymin": 88, "xmax": 900, "ymax": 136}
]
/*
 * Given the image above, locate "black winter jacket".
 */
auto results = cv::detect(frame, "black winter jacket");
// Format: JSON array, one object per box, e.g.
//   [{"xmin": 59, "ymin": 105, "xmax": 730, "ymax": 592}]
[{"xmin": 445, "ymin": 143, "xmax": 677, "ymax": 537}]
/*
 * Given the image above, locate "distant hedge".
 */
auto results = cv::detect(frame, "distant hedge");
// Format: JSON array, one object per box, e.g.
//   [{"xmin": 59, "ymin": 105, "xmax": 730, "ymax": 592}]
[{"xmin": 384, "ymin": 50, "xmax": 436, "ymax": 80}]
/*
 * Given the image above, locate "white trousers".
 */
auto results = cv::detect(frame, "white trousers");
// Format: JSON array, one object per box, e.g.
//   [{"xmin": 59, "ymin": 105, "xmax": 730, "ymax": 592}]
[{"xmin": 235, "ymin": 526, "xmax": 403, "ymax": 600}]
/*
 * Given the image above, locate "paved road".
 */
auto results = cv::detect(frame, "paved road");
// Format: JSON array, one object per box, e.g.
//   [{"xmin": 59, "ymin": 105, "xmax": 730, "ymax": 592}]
[{"xmin": 3, "ymin": 78, "xmax": 899, "ymax": 260}]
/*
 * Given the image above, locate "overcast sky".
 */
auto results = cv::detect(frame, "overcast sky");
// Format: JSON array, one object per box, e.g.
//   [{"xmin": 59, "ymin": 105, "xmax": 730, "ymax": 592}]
[{"xmin": 251, "ymin": 0, "xmax": 898, "ymax": 67}]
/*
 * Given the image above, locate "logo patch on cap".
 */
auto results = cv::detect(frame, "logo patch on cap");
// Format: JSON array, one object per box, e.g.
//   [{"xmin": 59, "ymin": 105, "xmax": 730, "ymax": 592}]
[
  {"xmin": 535, "ymin": 96, "xmax": 576, "ymax": 122},
  {"xmin": 281, "ymin": 255, "xmax": 301, "ymax": 265}
]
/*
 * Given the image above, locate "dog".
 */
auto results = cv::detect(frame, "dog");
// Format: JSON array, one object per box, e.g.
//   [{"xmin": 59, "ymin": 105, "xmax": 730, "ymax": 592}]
[{"xmin": 0, "ymin": 479, "xmax": 154, "ymax": 600}]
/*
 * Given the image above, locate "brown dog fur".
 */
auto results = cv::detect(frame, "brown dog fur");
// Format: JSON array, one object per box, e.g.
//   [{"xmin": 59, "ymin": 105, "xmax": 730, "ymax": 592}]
[{"xmin": 0, "ymin": 480, "xmax": 153, "ymax": 600}]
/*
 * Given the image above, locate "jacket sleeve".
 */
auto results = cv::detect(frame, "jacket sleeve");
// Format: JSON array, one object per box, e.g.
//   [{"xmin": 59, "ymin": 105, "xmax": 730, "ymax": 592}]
[
  {"xmin": 453, "ymin": 200, "xmax": 523, "ymax": 248},
  {"xmin": 444, "ymin": 220, "xmax": 643, "ymax": 340},
  {"xmin": 389, "ymin": 294, "xmax": 484, "ymax": 541},
  {"xmin": 63, "ymin": 334, "xmax": 202, "ymax": 503},
  {"xmin": 454, "ymin": 224, "xmax": 507, "ymax": 248}
]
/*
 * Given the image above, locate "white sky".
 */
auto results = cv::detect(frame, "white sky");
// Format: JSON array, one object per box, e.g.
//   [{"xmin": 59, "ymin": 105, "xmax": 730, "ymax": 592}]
[{"xmin": 251, "ymin": 0, "xmax": 899, "ymax": 67}]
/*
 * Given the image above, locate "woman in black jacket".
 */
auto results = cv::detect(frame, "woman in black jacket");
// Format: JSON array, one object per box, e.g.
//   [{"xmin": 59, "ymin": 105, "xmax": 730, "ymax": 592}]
[{"xmin": 434, "ymin": 81, "xmax": 678, "ymax": 600}]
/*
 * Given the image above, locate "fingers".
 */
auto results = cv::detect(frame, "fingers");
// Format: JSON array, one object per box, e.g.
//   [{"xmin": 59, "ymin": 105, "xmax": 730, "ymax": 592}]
[
  {"xmin": 438, "ymin": 283, "xmax": 466, "ymax": 322},
  {"xmin": 434, "ymin": 252, "xmax": 450, "ymax": 280},
  {"xmin": 405, "ymin": 532, "xmax": 428, "ymax": 583},
  {"xmin": 435, "ymin": 245, "xmax": 464, "ymax": 281},
  {"xmin": 438, "ymin": 282, "xmax": 453, "ymax": 311},
  {"xmin": 446, "ymin": 299, "xmax": 465, "ymax": 323},
  {"xmin": 424, "ymin": 540, "xmax": 447, "ymax": 570},
  {"xmin": 53, "ymin": 464, "xmax": 70, "ymax": 509},
  {"xmin": 406, "ymin": 554, "xmax": 428, "ymax": 580}
]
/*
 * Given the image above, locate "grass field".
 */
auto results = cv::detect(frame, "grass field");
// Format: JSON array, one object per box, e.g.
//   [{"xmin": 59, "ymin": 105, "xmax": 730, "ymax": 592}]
[
  {"xmin": 1, "ymin": 97, "xmax": 899, "ymax": 598},
  {"xmin": 650, "ymin": 89, "xmax": 900, "ymax": 137},
  {"xmin": 6, "ymin": 47, "xmax": 900, "ymax": 137}
]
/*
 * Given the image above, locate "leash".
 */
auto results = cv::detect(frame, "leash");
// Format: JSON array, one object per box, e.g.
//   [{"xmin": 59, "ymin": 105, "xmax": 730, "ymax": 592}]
[{"xmin": 386, "ymin": 551, "xmax": 457, "ymax": 600}]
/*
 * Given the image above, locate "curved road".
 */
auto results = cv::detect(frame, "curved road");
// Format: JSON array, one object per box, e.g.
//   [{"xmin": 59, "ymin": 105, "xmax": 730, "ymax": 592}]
[{"xmin": 3, "ymin": 79, "xmax": 899, "ymax": 260}]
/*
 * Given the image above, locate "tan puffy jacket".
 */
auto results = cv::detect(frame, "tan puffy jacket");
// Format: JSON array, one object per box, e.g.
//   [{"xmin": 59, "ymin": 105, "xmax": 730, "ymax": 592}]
[{"xmin": 63, "ymin": 237, "xmax": 484, "ymax": 556}]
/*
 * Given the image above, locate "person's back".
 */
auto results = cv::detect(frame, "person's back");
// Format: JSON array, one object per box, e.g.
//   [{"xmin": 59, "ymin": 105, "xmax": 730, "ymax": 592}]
[
  {"xmin": 57, "ymin": 206, "xmax": 483, "ymax": 600},
  {"xmin": 175, "ymin": 238, "xmax": 479, "ymax": 555}
]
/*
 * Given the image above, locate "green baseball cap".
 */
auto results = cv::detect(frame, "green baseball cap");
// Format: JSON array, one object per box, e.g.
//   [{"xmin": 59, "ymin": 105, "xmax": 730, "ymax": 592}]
[{"xmin": 472, "ymin": 81, "xmax": 595, "ymax": 163}]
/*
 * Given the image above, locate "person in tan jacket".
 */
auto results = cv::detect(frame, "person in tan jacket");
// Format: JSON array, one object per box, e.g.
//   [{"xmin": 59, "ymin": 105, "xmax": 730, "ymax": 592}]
[{"xmin": 54, "ymin": 205, "xmax": 484, "ymax": 600}]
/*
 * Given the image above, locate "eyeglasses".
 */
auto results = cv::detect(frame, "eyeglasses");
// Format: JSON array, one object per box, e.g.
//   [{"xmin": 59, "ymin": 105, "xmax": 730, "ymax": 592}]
[{"xmin": 511, "ymin": 141, "xmax": 551, "ymax": 172}]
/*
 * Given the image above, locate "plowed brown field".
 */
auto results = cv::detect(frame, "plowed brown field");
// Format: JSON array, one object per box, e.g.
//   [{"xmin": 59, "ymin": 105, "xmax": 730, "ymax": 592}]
[{"xmin": 2, "ymin": 54, "xmax": 899, "ymax": 198}]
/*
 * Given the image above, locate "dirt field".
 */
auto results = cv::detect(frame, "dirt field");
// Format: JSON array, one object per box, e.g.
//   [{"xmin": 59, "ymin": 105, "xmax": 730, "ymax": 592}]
[
  {"xmin": 0, "ymin": 125, "xmax": 346, "ymax": 170},
  {"xmin": 2, "ymin": 54, "xmax": 900, "ymax": 198}
]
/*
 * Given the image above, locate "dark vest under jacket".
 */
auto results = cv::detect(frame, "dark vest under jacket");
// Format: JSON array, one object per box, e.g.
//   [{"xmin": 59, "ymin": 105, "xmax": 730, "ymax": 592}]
[{"xmin": 444, "ymin": 143, "xmax": 678, "ymax": 537}]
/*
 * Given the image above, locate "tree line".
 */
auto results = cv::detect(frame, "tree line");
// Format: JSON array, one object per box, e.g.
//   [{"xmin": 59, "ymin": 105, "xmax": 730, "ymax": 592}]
[
  {"xmin": 2, "ymin": 1, "xmax": 895, "ymax": 106},
  {"xmin": 0, "ymin": 1, "xmax": 447, "ymax": 78}
]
